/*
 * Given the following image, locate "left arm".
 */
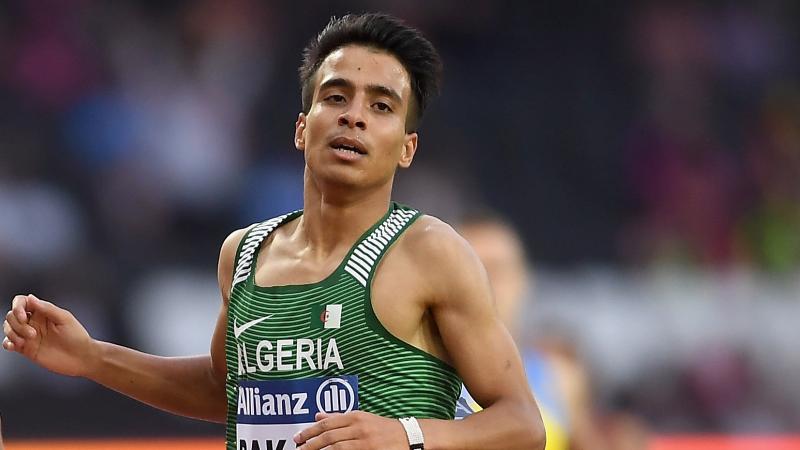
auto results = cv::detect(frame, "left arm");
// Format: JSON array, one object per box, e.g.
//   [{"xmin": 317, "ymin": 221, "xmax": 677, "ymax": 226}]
[
  {"xmin": 294, "ymin": 218, "xmax": 545, "ymax": 450},
  {"xmin": 411, "ymin": 219, "xmax": 545, "ymax": 450}
]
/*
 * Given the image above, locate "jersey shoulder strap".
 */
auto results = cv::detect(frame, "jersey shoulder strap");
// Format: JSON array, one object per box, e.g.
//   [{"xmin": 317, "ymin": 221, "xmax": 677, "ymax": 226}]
[
  {"xmin": 342, "ymin": 202, "xmax": 421, "ymax": 287},
  {"xmin": 230, "ymin": 210, "xmax": 302, "ymax": 290}
]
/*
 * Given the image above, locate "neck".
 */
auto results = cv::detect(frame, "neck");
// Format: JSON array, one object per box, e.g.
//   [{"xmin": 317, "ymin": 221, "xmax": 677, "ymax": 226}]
[{"xmin": 297, "ymin": 167, "xmax": 394, "ymax": 257}]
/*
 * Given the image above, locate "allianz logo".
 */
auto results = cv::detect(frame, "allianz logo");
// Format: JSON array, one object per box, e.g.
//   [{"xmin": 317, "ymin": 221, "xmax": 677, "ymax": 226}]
[
  {"xmin": 237, "ymin": 377, "xmax": 356, "ymax": 417},
  {"xmin": 316, "ymin": 377, "xmax": 355, "ymax": 414}
]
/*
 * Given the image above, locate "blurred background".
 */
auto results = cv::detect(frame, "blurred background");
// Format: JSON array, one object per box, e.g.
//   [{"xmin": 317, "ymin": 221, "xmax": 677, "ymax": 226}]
[{"xmin": 0, "ymin": 0, "xmax": 799, "ymax": 448}]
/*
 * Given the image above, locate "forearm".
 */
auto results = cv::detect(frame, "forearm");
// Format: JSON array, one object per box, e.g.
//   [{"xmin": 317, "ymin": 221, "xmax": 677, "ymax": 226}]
[
  {"xmin": 420, "ymin": 399, "xmax": 545, "ymax": 450},
  {"xmin": 86, "ymin": 340, "xmax": 227, "ymax": 422}
]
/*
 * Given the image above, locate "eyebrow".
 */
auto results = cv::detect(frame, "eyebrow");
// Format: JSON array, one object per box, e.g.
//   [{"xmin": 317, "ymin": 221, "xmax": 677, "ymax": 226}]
[{"xmin": 319, "ymin": 77, "xmax": 403, "ymax": 105}]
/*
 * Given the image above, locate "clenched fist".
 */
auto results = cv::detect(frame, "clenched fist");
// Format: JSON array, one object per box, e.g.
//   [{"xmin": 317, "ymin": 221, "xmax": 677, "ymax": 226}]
[{"xmin": 3, "ymin": 294, "xmax": 96, "ymax": 377}]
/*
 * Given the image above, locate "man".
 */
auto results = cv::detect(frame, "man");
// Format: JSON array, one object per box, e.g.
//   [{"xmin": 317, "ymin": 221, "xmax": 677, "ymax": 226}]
[
  {"xmin": 3, "ymin": 13, "xmax": 545, "ymax": 450},
  {"xmin": 457, "ymin": 213, "xmax": 641, "ymax": 450}
]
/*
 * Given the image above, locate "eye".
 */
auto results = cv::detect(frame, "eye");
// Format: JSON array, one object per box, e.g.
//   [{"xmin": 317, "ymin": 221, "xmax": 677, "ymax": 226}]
[
  {"xmin": 325, "ymin": 94, "xmax": 346, "ymax": 103},
  {"xmin": 372, "ymin": 102, "xmax": 393, "ymax": 112}
]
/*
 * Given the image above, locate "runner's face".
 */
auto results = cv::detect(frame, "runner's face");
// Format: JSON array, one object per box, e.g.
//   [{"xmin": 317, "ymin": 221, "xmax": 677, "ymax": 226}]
[{"xmin": 295, "ymin": 45, "xmax": 418, "ymax": 189}]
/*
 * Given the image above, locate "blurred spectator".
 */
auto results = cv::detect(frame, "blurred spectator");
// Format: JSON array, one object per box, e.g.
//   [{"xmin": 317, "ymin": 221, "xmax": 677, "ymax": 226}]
[
  {"xmin": 457, "ymin": 212, "xmax": 647, "ymax": 450},
  {"xmin": 6, "ymin": 1, "xmax": 99, "ymax": 112},
  {"xmin": 623, "ymin": 2, "xmax": 799, "ymax": 271},
  {"xmin": 623, "ymin": 3, "xmax": 743, "ymax": 267},
  {"xmin": 682, "ymin": 344, "xmax": 758, "ymax": 430},
  {"xmin": 738, "ymin": 86, "xmax": 800, "ymax": 271}
]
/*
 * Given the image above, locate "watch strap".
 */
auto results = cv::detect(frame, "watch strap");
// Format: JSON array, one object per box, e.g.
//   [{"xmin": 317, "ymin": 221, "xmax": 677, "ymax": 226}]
[{"xmin": 398, "ymin": 417, "xmax": 424, "ymax": 450}]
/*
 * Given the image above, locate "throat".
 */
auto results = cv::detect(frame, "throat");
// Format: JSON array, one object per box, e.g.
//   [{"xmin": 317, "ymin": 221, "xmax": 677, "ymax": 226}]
[{"xmin": 298, "ymin": 198, "xmax": 392, "ymax": 255}]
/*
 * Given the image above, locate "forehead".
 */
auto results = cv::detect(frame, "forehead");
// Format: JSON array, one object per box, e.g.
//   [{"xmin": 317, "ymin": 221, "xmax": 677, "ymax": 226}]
[{"xmin": 315, "ymin": 45, "xmax": 411, "ymax": 99}]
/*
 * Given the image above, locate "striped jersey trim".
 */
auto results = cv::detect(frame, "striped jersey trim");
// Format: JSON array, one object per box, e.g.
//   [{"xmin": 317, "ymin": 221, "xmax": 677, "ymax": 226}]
[
  {"xmin": 230, "ymin": 212, "xmax": 297, "ymax": 289},
  {"xmin": 344, "ymin": 208, "xmax": 419, "ymax": 286}
]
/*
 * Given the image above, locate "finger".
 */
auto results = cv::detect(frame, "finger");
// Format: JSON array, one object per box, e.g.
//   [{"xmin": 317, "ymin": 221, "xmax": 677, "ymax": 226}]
[
  {"xmin": 295, "ymin": 413, "xmax": 350, "ymax": 444},
  {"xmin": 11, "ymin": 295, "xmax": 30, "ymax": 323},
  {"xmin": 315, "ymin": 412, "xmax": 340, "ymax": 421},
  {"xmin": 297, "ymin": 428, "xmax": 358, "ymax": 450},
  {"xmin": 5, "ymin": 310, "xmax": 36, "ymax": 338},
  {"xmin": 303, "ymin": 439, "xmax": 358, "ymax": 450},
  {"xmin": 27, "ymin": 295, "xmax": 69, "ymax": 324},
  {"xmin": 3, "ymin": 321, "xmax": 25, "ymax": 349},
  {"xmin": 3, "ymin": 336, "xmax": 16, "ymax": 351}
]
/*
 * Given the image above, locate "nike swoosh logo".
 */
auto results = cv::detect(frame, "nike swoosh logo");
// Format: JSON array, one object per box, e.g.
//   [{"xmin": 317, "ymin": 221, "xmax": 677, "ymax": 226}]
[{"xmin": 234, "ymin": 315, "xmax": 273, "ymax": 339}]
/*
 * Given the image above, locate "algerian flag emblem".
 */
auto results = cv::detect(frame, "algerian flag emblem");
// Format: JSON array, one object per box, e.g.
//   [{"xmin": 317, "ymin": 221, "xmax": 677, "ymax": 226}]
[{"xmin": 310, "ymin": 304, "xmax": 342, "ymax": 329}]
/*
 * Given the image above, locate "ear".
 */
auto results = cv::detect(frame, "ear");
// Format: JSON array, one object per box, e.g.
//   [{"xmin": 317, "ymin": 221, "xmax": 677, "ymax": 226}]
[
  {"xmin": 294, "ymin": 113, "xmax": 307, "ymax": 151},
  {"xmin": 398, "ymin": 132, "xmax": 418, "ymax": 169}
]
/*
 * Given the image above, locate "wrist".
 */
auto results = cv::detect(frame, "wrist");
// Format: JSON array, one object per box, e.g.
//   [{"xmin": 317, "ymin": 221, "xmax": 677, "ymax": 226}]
[
  {"xmin": 82, "ymin": 338, "xmax": 104, "ymax": 378},
  {"xmin": 416, "ymin": 419, "xmax": 450, "ymax": 450}
]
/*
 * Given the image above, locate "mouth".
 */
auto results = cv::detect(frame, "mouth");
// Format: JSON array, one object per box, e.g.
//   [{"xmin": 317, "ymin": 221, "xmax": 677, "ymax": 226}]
[{"xmin": 329, "ymin": 136, "xmax": 367, "ymax": 156}]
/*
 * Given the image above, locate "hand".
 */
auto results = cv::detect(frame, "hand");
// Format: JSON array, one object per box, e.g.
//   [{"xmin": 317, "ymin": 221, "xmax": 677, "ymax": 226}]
[
  {"xmin": 294, "ymin": 411, "xmax": 408, "ymax": 450},
  {"xmin": 3, "ymin": 294, "xmax": 95, "ymax": 377}
]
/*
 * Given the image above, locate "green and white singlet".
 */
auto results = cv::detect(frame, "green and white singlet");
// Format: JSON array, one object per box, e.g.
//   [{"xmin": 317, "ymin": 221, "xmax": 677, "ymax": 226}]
[{"xmin": 225, "ymin": 202, "xmax": 462, "ymax": 450}]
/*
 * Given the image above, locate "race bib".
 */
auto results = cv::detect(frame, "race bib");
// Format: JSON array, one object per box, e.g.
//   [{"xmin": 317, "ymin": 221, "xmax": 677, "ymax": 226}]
[{"xmin": 236, "ymin": 376, "xmax": 359, "ymax": 450}]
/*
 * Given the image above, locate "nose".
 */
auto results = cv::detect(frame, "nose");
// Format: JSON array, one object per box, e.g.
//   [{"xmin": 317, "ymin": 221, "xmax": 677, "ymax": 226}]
[{"xmin": 338, "ymin": 105, "xmax": 366, "ymax": 130}]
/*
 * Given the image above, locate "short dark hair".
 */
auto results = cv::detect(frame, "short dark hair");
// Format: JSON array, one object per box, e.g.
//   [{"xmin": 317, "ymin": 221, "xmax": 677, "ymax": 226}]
[{"xmin": 299, "ymin": 13, "xmax": 442, "ymax": 132}]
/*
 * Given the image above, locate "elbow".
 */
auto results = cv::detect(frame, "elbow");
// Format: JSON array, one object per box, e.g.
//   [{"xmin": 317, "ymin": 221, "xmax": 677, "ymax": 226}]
[
  {"xmin": 504, "ymin": 398, "xmax": 546, "ymax": 450},
  {"xmin": 523, "ymin": 409, "xmax": 547, "ymax": 450},
  {"xmin": 530, "ymin": 422, "xmax": 546, "ymax": 450}
]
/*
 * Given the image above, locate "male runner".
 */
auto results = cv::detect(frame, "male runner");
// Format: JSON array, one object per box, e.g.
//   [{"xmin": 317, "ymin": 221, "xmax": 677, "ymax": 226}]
[
  {"xmin": 3, "ymin": 13, "xmax": 545, "ymax": 450},
  {"xmin": 456, "ymin": 213, "xmax": 609, "ymax": 450}
]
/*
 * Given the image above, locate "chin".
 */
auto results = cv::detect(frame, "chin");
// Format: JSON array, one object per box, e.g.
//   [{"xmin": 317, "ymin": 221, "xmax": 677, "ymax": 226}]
[{"xmin": 312, "ymin": 166, "xmax": 366, "ymax": 189}]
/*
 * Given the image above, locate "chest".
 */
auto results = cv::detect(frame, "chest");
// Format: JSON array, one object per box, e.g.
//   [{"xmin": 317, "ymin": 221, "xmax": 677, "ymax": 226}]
[{"xmin": 251, "ymin": 235, "xmax": 426, "ymax": 343}]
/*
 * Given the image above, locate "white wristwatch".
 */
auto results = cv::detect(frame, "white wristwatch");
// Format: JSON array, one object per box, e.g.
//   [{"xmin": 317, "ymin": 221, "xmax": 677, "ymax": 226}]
[{"xmin": 398, "ymin": 417, "xmax": 425, "ymax": 450}]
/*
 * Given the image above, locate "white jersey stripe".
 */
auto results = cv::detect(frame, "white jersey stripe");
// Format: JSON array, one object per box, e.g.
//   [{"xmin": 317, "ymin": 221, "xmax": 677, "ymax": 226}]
[
  {"xmin": 349, "ymin": 253, "xmax": 373, "ymax": 273},
  {"xmin": 347, "ymin": 260, "xmax": 370, "ymax": 280},
  {"xmin": 343, "ymin": 207, "xmax": 419, "ymax": 288},
  {"xmin": 362, "ymin": 240, "xmax": 383, "ymax": 256},
  {"xmin": 344, "ymin": 265, "xmax": 368, "ymax": 287},
  {"xmin": 355, "ymin": 246, "xmax": 378, "ymax": 262},
  {"xmin": 231, "ymin": 212, "xmax": 295, "ymax": 289}
]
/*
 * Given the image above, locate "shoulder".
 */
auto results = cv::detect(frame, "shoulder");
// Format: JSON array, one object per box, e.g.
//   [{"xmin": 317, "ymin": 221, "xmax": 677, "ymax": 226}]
[
  {"xmin": 220, "ymin": 227, "xmax": 250, "ymax": 263},
  {"xmin": 403, "ymin": 215, "xmax": 470, "ymax": 257},
  {"xmin": 405, "ymin": 215, "xmax": 477, "ymax": 260},
  {"xmin": 217, "ymin": 227, "xmax": 251, "ymax": 302},
  {"xmin": 220, "ymin": 211, "xmax": 301, "ymax": 262},
  {"xmin": 401, "ymin": 215, "xmax": 488, "ymax": 302}
]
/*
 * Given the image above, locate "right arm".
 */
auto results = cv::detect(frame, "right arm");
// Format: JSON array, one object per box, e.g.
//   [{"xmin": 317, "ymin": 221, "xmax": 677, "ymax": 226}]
[{"xmin": 2, "ymin": 228, "xmax": 247, "ymax": 423}]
